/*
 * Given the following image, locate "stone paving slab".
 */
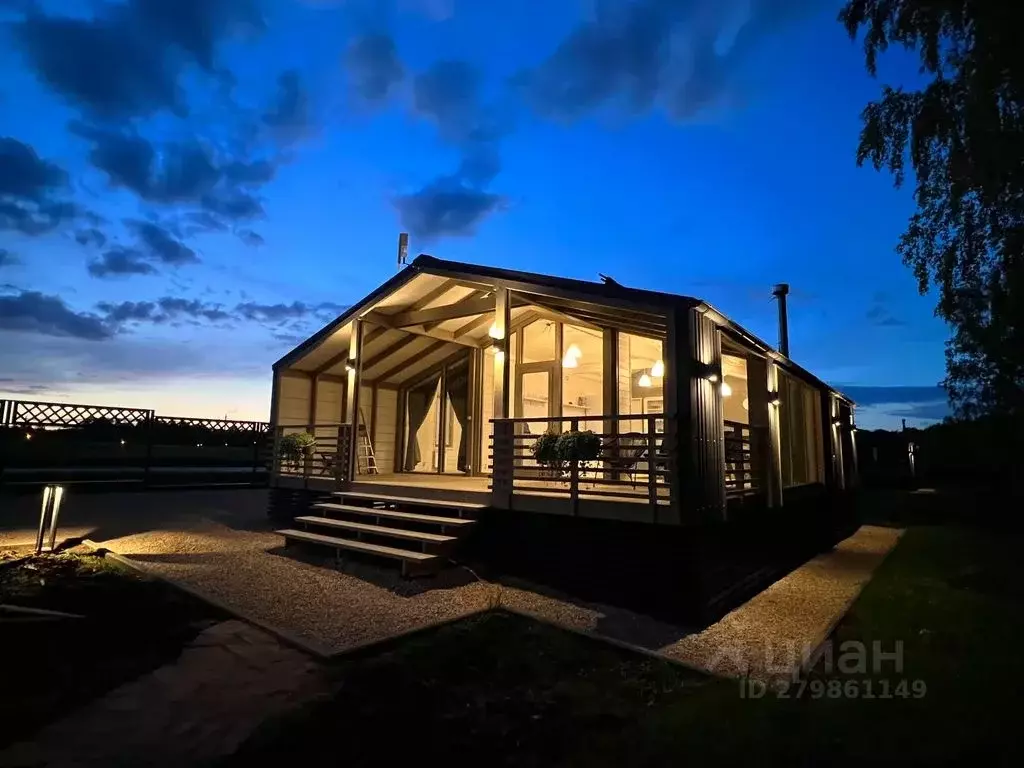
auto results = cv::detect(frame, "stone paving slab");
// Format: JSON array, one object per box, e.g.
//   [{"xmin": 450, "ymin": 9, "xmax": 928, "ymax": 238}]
[{"xmin": 0, "ymin": 620, "xmax": 325, "ymax": 768}]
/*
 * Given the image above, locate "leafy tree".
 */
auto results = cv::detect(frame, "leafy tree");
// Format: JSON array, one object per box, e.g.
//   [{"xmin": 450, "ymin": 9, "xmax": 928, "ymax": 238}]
[{"xmin": 841, "ymin": 1, "xmax": 1024, "ymax": 418}]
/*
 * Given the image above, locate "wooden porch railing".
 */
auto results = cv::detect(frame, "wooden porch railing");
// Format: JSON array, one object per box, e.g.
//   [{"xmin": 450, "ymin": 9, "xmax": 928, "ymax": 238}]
[
  {"xmin": 724, "ymin": 420, "xmax": 765, "ymax": 497},
  {"xmin": 272, "ymin": 423, "xmax": 352, "ymax": 487},
  {"xmin": 488, "ymin": 414, "xmax": 672, "ymax": 519}
]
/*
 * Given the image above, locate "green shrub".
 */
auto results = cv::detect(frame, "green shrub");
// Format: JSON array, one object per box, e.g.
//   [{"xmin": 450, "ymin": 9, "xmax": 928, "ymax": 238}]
[
  {"xmin": 279, "ymin": 431, "xmax": 316, "ymax": 461},
  {"xmin": 531, "ymin": 431, "xmax": 562, "ymax": 467},
  {"xmin": 556, "ymin": 430, "xmax": 601, "ymax": 463}
]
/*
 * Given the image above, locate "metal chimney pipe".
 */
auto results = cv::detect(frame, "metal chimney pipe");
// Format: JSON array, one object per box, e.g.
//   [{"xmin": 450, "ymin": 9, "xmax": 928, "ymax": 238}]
[
  {"xmin": 772, "ymin": 283, "xmax": 790, "ymax": 357},
  {"xmin": 397, "ymin": 232, "xmax": 409, "ymax": 268}
]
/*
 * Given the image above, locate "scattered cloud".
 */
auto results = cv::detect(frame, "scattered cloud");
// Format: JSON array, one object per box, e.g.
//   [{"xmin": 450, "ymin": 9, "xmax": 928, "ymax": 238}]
[
  {"xmin": 865, "ymin": 292, "xmax": 908, "ymax": 327},
  {"xmin": 74, "ymin": 228, "xmax": 108, "ymax": 248},
  {"xmin": 127, "ymin": 220, "xmax": 199, "ymax": 266},
  {"xmin": 12, "ymin": 0, "xmax": 263, "ymax": 119},
  {"xmin": 201, "ymin": 189, "xmax": 265, "ymax": 220},
  {"xmin": 236, "ymin": 300, "xmax": 345, "ymax": 324},
  {"xmin": 237, "ymin": 229, "xmax": 265, "ymax": 247},
  {"xmin": 88, "ymin": 247, "xmax": 159, "ymax": 278},
  {"xmin": 395, "ymin": 176, "xmax": 504, "ymax": 239},
  {"xmin": 345, "ymin": 33, "xmax": 405, "ymax": 103},
  {"xmin": 0, "ymin": 289, "xmax": 112, "ymax": 340},
  {"xmin": 519, "ymin": 0, "xmax": 820, "ymax": 122},
  {"xmin": 97, "ymin": 297, "xmax": 232, "ymax": 326},
  {"xmin": 0, "ymin": 137, "xmax": 81, "ymax": 236},
  {"xmin": 397, "ymin": 58, "xmax": 508, "ymax": 238},
  {"xmin": 0, "ymin": 248, "xmax": 19, "ymax": 267},
  {"xmin": 263, "ymin": 69, "xmax": 312, "ymax": 145}
]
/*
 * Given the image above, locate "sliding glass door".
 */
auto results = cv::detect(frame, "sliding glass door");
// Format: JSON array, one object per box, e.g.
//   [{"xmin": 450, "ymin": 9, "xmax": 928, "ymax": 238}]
[{"xmin": 402, "ymin": 355, "xmax": 470, "ymax": 475}]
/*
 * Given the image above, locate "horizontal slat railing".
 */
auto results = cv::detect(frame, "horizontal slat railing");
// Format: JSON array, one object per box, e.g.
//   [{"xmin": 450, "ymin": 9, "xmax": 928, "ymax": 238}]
[
  {"xmin": 273, "ymin": 423, "xmax": 352, "ymax": 486},
  {"xmin": 488, "ymin": 413, "xmax": 671, "ymax": 518},
  {"xmin": 724, "ymin": 420, "xmax": 763, "ymax": 497}
]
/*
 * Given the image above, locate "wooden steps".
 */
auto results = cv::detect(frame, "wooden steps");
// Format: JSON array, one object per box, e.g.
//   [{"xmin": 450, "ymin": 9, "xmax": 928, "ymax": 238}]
[
  {"xmin": 277, "ymin": 529, "xmax": 439, "ymax": 577},
  {"xmin": 278, "ymin": 489, "xmax": 486, "ymax": 577},
  {"xmin": 312, "ymin": 502, "xmax": 473, "ymax": 529},
  {"xmin": 294, "ymin": 516, "xmax": 457, "ymax": 545},
  {"xmin": 332, "ymin": 491, "xmax": 486, "ymax": 517}
]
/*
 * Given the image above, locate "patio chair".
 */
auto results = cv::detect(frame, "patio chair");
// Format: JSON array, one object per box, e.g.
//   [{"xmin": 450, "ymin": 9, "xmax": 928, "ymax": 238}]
[{"xmin": 601, "ymin": 432, "xmax": 649, "ymax": 488}]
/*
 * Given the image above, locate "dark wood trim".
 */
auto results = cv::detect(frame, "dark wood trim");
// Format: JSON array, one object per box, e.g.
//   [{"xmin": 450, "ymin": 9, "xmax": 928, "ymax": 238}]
[
  {"xmin": 554, "ymin": 322, "xmax": 564, "ymax": 418},
  {"xmin": 346, "ymin": 319, "xmax": 365, "ymax": 480},
  {"xmin": 361, "ymin": 334, "xmax": 422, "ymax": 373},
  {"xmin": 388, "ymin": 295, "xmax": 509, "ymax": 329},
  {"xmin": 437, "ymin": 365, "xmax": 448, "ymax": 473},
  {"xmin": 602, "ymin": 327, "xmax": 618, "ymax": 431},
  {"xmin": 373, "ymin": 340, "xmax": 450, "ymax": 385}
]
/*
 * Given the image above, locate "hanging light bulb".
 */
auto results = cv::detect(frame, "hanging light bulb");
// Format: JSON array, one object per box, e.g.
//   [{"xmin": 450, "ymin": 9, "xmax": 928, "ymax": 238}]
[
  {"xmin": 565, "ymin": 343, "xmax": 582, "ymax": 359},
  {"xmin": 562, "ymin": 351, "xmax": 579, "ymax": 368},
  {"xmin": 638, "ymin": 372, "xmax": 653, "ymax": 388},
  {"xmin": 488, "ymin": 323, "xmax": 503, "ymax": 340},
  {"xmin": 651, "ymin": 359, "xmax": 664, "ymax": 378},
  {"xmin": 721, "ymin": 381, "xmax": 733, "ymax": 397}
]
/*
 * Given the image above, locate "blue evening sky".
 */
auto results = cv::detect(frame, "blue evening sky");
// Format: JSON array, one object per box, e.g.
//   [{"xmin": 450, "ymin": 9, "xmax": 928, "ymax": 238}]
[{"xmin": 0, "ymin": 0, "xmax": 947, "ymax": 428}]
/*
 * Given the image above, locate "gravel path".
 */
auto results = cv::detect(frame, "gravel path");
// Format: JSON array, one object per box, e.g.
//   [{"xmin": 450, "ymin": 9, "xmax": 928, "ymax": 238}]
[
  {"xmin": 94, "ymin": 517, "xmax": 498, "ymax": 655},
  {"xmin": 2, "ymin": 489, "xmax": 900, "ymax": 679}
]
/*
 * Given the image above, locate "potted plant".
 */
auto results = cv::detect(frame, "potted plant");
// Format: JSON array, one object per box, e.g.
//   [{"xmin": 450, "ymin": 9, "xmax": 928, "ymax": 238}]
[
  {"xmin": 556, "ymin": 429, "xmax": 601, "ymax": 476},
  {"xmin": 279, "ymin": 431, "xmax": 316, "ymax": 469},
  {"xmin": 530, "ymin": 430, "xmax": 563, "ymax": 478}
]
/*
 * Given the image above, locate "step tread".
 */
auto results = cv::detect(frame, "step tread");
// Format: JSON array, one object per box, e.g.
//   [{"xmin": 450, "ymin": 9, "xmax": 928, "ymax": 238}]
[
  {"xmin": 295, "ymin": 516, "xmax": 457, "ymax": 543},
  {"xmin": 334, "ymin": 492, "xmax": 486, "ymax": 511},
  {"xmin": 313, "ymin": 502, "xmax": 474, "ymax": 527},
  {"xmin": 277, "ymin": 529, "xmax": 437, "ymax": 562}
]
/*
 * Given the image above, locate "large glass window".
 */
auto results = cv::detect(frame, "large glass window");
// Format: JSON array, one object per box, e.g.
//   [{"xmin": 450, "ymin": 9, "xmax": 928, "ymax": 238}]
[
  {"xmin": 779, "ymin": 371, "xmax": 824, "ymax": 487},
  {"xmin": 618, "ymin": 333, "xmax": 664, "ymax": 433},
  {"xmin": 722, "ymin": 353, "xmax": 749, "ymax": 425},
  {"xmin": 562, "ymin": 325, "xmax": 603, "ymax": 430}
]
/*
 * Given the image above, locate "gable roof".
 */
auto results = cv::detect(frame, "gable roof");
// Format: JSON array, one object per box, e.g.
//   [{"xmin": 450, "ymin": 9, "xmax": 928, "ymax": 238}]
[{"xmin": 274, "ymin": 254, "xmax": 853, "ymax": 404}]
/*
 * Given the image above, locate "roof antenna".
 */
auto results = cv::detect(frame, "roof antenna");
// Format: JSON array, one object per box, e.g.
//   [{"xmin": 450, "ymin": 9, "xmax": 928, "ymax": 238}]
[
  {"xmin": 599, "ymin": 273, "xmax": 621, "ymax": 287},
  {"xmin": 771, "ymin": 283, "xmax": 790, "ymax": 357},
  {"xmin": 397, "ymin": 232, "xmax": 409, "ymax": 269}
]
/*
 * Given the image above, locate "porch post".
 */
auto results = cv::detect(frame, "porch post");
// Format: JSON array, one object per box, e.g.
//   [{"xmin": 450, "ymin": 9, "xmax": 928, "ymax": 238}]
[
  {"xmin": 767, "ymin": 360, "xmax": 784, "ymax": 507},
  {"xmin": 269, "ymin": 369, "xmax": 282, "ymax": 485},
  {"xmin": 745, "ymin": 353, "xmax": 772, "ymax": 506},
  {"xmin": 345, "ymin": 319, "xmax": 364, "ymax": 481},
  {"xmin": 819, "ymin": 388, "xmax": 837, "ymax": 491},
  {"xmin": 602, "ymin": 328, "xmax": 617, "ymax": 480},
  {"xmin": 665, "ymin": 306, "xmax": 725, "ymax": 524},
  {"xmin": 492, "ymin": 287, "xmax": 511, "ymax": 419}
]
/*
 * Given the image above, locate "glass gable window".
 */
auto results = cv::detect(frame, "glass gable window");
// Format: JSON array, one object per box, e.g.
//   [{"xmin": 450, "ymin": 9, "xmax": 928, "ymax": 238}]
[{"xmin": 618, "ymin": 332, "xmax": 664, "ymax": 433}]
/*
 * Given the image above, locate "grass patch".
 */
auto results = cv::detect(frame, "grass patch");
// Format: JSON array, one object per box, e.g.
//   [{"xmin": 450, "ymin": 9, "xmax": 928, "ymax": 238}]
[
  {"xmin": 228, "ymin": 521, "xmax": 1023, "ymax": 766},
  {"xmin": 0, "ymin": 549, "xmax": 224, "ymax": 747}
]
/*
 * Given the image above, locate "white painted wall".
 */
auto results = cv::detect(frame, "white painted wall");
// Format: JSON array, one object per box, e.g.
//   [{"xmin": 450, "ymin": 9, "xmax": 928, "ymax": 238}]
[
  {"xmin": 277, "ymin": 373, "xmax": 311, "ymax": 426},
  {"xmin": 373, "ymin": 387, "xmax": 398, "ymax": 474}
]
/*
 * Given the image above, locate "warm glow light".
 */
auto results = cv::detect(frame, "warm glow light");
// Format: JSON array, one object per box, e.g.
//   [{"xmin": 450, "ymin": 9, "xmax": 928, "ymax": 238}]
[
  {"xmin": 721, "ymin": 381, "xmax": 732, "ymax": 397},
  {"xmin": 495, "ymin": 349, "xmax": 505, "ymax": 363},
  {"xmin": 345, "ymin": 358, "xmax": 356, "ymax": 373},
  {"xmin": 566, "ymin": 343, "xmax": 582, "ymax": 359},
  {"xmin": 708, "ymin": 372, "xmax": 719, "ymax": 383},
  {"xmin": 488, "ymin": 323, "xmax": 503, "ymax": 340},
  {"xmin": 120, "ymin": 439, "xmax": 126, "ymax": 446},
  {"xmin": 651, "ymin": 359, "xmax": 664, "ymax": 378},
  {"xmin": 25, "ymin": 432, "xmax": 32, "ymax": 440},
  {"xmin": 561, "ymin": 352, "xmax": 578, "ymax": 368},
  {"xmin": 638, "ymin": 373, "xmax": 653, "ymax": 388},
  {"xmin": 742, "ymin": 398, "xmax": 749, "ymax": 411},
  {"xmin": 770, "ymin": 397, "xmax": 781, "ymax": 407}
]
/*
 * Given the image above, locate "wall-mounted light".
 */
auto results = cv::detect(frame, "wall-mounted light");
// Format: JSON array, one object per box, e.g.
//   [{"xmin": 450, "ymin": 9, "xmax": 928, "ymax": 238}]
[
  {"xmin": 638, "ymin": 372, "xmax": 653, "ymax": 388},
  {"xmin": 833, "ymin": 418, "xmax": 842, "ymax": 427},
  {"xmin": 721, "ymin": 381, "xmax": 733, "ymax": 397},
  {"xmin": 708, "ymin": 372, "xmax": 720, "ymax": 383},
  {"xmin": 488, "ymin": 323, "xmax": 503, "ymax": 340},
  {"xmin": 770, "ymin": 396, "xmax": 781, "ymax": 407},
  {"xmin": 495, "ymin": 349, "xmax": 505, "ymax": 363},
  {"xmin": 651, "ymin": 359, "xmax": 664, "ymax": 378},
  {"xmin": 345, "ymin": 358, "xmax": 357, "ymax": 373}
]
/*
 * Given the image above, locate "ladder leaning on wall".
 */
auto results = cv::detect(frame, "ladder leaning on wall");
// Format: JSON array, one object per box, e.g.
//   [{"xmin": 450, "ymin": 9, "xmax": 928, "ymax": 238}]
[{"xmin": 356, "ymin": 407, "xmax": 379, "ymax": 475}]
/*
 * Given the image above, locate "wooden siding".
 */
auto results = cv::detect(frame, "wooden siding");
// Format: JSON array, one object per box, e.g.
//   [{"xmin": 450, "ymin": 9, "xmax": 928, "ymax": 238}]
[
  {"xmin": 278, "ymin": 373, "xmax": 311, "ymax": 426},
  {"xmin": 689, "ymin": 309, "xmax": 726, "ymax": 520},
  {"xmin": 313, "ymin": 378, "xmax": 344, "ymax": 439},
  {"xmin": 373, "ymin": 387, "xmax": 398, "ymax": 474}
]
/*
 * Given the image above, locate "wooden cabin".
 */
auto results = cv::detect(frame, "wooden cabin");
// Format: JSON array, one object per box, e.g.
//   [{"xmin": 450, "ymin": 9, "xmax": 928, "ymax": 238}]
[{"xmin": 269, "ymin": 256, "xmax": 859, "ymax": 609}]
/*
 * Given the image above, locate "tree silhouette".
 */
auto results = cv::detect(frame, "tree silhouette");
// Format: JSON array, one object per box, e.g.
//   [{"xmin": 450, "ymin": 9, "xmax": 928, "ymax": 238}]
[{"xmin": 841, "ymin": 1, "xmax": 1024, "ymax": 419}]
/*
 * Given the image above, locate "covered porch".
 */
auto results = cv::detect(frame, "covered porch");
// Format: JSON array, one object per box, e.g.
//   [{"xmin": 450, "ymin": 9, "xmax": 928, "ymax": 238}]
[{"xmin": 271, "ymin": 257, "xmax": 846, "ymax": 524}]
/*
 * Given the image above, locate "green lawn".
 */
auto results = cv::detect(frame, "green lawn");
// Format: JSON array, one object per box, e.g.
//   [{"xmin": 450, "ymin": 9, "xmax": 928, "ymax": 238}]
[
  {"xmin": 228, "ymin": 522, "xmax": 1023, "ymax": 766},
  {"xmin": 0, "ymin": 550, "xmax": 223, "ymax": 747}
]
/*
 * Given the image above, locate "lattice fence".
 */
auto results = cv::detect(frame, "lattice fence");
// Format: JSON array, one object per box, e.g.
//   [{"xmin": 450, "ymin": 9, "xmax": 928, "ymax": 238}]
[
  {"xmin": 153, "ymin": 416, "xmax": 270, "ymax": 434},
  {"xmin": 1, "ymin": 399, "xmax": 153, "ymax": 428}
]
